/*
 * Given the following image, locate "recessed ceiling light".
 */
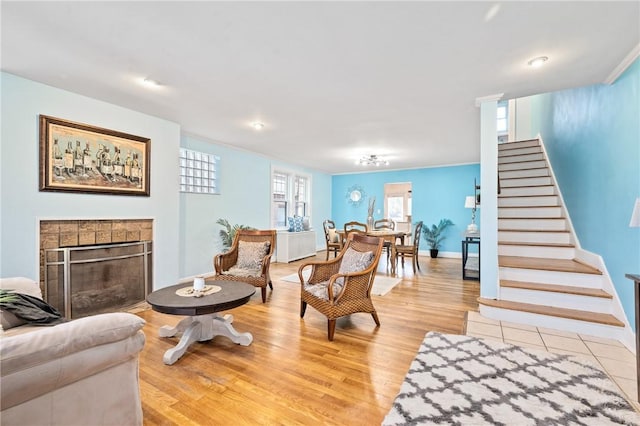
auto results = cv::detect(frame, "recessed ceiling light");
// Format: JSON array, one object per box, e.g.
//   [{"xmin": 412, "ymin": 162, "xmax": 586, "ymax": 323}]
[
  {"xmin": 527, "ymin": 56, "xmax": 549, "ymax": 68},
  {"xmin": 140, "ymin": 77, "xmax": 162, "ymax": 89},
  {"xmin": 251, "ymin": 122, "xmax": 265, "ymax": 130}
]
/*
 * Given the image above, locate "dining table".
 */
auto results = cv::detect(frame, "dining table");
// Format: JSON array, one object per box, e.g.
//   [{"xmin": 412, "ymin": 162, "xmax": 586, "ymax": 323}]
[{"xmin": 337, "ymin": 229, "xmax": 410, "ymax": 275}]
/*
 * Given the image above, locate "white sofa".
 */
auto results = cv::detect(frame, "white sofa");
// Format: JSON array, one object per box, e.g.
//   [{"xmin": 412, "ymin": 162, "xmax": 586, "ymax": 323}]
[{"xmin": 0, "ymin": 277, "xmax": 146, "ymax": 426}]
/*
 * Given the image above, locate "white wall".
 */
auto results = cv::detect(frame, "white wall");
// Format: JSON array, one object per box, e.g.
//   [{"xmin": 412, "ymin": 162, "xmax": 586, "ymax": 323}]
[
  {"xmin": 179, "ymin": 134, "xmax": 332, "ymax": 278},
  {"xmin": 1, "ymin": 73, "xmax": 181, "ymax": 289},
  {"xmin": 480, "ymin": 100, "xmax": 499, "ymax": 298}
]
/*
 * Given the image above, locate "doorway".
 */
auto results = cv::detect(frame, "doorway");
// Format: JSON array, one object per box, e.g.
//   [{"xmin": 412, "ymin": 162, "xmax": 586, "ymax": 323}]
[{"xmin": 384, "ymin": 182, "xmax": 412, "ymax": 234}]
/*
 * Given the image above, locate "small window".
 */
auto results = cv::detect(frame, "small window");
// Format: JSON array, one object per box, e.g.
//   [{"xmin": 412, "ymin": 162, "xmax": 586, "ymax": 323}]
[
  {"xmin": 272, "ymin": 172, "xmax": 288, "ymax": 227},
  {"xmin": 497, "ymin": 102, "xmax": 508, "ymax": 133},
  {"xmin": 180, "ymin": 148, "xmax": 219, "ymax": 194}
]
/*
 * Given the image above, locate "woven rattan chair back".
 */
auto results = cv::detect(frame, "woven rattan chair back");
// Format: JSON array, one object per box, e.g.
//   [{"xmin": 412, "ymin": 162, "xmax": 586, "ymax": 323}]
[
  {"xmin": 299, "ymin": 232, "xmax": 384, "ymax": 340},
  {"xmin": 212, "ymin": 229, "xmax": 276, "ymax": 303}
]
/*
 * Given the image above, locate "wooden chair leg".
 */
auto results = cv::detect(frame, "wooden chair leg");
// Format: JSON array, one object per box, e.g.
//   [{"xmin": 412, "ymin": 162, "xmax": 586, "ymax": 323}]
[
  {"xmin": 300, "ymin": 301, "xmax": 307, "ymax": 317},
  {"xmin": 261, "ymin": 287, "xmax": 267, "ymax": 303},
  {"xmin": 371, "ymin": 312, "xmax": 380, "ymax": 327},
  {"xmin": 326, "ymin": 249, "xmax": 330, "ymax": 260},
  {"xmin": 328, "ymin": 319, "xmax": 336, "ymax": 341},
  {"xmin": 268, "ymin": 280, "xmax": 273, "ymax": 290}
]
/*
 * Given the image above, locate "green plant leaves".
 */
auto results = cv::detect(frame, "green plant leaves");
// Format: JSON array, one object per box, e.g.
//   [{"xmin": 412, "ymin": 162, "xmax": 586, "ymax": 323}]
[{"xmin": 422, "ymin": 219, "xmax": 454, "ymax": 250}]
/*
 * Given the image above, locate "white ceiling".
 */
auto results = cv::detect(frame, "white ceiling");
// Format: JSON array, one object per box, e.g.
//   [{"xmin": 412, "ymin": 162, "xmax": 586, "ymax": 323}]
[{"xmin": 2, "ymin": 1, "xmax": 639, "ymax": 174}]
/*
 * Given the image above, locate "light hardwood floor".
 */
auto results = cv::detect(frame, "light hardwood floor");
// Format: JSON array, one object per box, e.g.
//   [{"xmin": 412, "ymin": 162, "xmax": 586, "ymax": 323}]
[{"xmin": 137, "ymin": 254, "xmax": 479, "ymax": 425}]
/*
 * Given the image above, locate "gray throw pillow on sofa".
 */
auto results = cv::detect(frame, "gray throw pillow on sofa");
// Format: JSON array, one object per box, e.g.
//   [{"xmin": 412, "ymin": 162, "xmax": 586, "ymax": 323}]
[{"xmin": 0, "ymin": 310, "xmax": 27, "ymax": 330}]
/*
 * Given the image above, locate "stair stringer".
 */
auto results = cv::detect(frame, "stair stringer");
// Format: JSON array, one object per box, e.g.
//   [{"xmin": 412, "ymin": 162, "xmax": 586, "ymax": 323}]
[
  {"xmin": 484, "ymin": 135, "xmax": 635, "ymax": 354},
  {"xmin": 573, "ymin": 246, "xmax": 635, "ymax": 353}
]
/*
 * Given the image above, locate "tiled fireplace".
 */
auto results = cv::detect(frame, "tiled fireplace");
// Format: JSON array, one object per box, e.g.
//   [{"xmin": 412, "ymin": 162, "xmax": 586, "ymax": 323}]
[{"xmin": 40, "ymin": 219, "xmax": 153, "ymax": 319}]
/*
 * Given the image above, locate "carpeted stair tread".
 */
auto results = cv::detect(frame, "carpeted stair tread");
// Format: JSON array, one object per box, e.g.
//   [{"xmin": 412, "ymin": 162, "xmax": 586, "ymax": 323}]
[
  {"xmin": 477, "ymin": 297, "xmax": 624, "ymax": 327},
  {"xmin": 499, "ymin": 256, "xmax": 602, "ymax": 274},
  {"xmin": 500, "ymin": 280, "xmax": 612, "ymax": 298}
]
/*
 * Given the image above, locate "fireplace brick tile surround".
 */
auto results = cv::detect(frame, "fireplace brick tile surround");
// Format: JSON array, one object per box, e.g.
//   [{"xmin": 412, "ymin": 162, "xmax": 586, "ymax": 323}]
[{"xmin": 39, "ymin": 219, "xmax": 153, "ymax": 293}]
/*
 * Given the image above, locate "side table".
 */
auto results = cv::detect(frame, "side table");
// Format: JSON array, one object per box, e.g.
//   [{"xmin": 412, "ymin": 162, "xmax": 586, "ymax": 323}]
[
  {"xmin": 462, "ymin": 235, "xmax": 480, "ymax": 281},
  {"xmin": 625, "ymin": 273, "xmax": 640, "ymax": 403}
]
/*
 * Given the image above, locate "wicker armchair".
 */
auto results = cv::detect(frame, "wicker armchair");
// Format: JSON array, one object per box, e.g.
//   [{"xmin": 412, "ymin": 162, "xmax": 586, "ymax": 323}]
[
  {"xmin": 396, "ymin": 221, "xmax": 423, "ymax": 273},
  {"xmin": 323, "ymin": 220, "xmax": 343, "ymax": 260},
  {"xmin": 212, "ymin": 229, "xmax": 276, "ymax": 303},
  {"xmin": 298, "ymin": 233, "xmax": 384, "ymax": 341}
]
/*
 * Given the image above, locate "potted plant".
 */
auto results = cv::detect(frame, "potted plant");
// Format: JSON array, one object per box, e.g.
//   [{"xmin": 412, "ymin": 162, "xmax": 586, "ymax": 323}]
[
  {"xmin": 216, "ymin": 218, "xmax": 255, "ymax": 249},
  {"xmin": 422, "ymin": 219, "xmax": 454, "ymax": 258}
]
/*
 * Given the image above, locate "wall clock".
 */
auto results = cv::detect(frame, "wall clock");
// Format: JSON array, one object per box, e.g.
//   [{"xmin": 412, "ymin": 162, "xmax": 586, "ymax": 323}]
[{"xmin": 346, "ymin": 185, "xmax": 366, "ymax": 206}]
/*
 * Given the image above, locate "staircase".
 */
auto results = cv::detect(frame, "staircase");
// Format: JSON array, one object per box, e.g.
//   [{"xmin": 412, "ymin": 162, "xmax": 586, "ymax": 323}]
[{"xmin": 478, "ymin": 139, "xmax": 625, "ymax": 336}]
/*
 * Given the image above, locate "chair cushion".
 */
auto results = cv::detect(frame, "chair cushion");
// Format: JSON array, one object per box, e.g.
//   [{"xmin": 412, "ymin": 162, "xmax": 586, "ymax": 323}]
[
  {"xmin": 327, "ymin": 228, "xmax": 340, "ymax": 243},
  {"xmin": 303, "ymin": 280, "xmax": 343, "ymax": 301},
  {"xmin": 223, "ymin": 266, "xmax": 262, "ymax": 277},
  {"xmin": 335, "ymin": 247, "xmax": 374, "ymax": 285},
  {"xmin": 236, "ymin": 241, "xmax": 270, "ymax": 270}
]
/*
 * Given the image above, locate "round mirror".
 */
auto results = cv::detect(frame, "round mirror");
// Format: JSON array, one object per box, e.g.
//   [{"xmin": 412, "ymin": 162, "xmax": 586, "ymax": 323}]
[{"xmin": 345, "ymin": 184, "xmax": 366, "ymax": 206}]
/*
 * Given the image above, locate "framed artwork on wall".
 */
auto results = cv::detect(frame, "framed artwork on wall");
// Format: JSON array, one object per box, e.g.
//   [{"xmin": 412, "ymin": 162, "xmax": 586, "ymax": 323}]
[{"xmin": 39, "ymin": 115, "xmax": 150, "ymax": 196}]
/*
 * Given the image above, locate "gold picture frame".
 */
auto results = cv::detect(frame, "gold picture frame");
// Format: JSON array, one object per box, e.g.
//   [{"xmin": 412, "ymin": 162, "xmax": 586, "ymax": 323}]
[{"xmin": 39, "ymin": 115, "xmax": 150, "ymax": 196}]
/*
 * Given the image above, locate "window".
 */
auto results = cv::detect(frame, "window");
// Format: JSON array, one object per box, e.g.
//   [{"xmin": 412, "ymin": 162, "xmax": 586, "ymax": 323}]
[
  {"xmin": 294, "ymin": 176, "xmax": 307, "ymax": 217},
  {"xmin": 384, "ymin": 182, "xmax": 412, "ymax": 227},
  {"xmin": 271, "ymin": 169, "xmax": 311, "ymax": 229},
  {"xmin": 497, "ymin": 101, "xmax": 508, "ymax": 133},
  {"xmin": 272, "ymin": 172, "xmax": 288, "ymax": 228},
  {"xmin": 179, "ymin": 148, "xmax": 219, "ymax": 194}
]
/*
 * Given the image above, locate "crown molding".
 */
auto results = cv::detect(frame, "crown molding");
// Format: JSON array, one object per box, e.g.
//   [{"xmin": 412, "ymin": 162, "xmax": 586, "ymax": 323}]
[
  {"xmin": 604, "ymin": 43, "xmax": 640, "ymax": 85},
  {"xmin": 475, "ymin": 93, "xmax": 504, "ymax": 107}
]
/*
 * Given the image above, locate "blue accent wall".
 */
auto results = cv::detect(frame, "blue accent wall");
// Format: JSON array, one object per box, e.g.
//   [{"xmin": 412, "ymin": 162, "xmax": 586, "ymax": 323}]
[
  {"xmin": 531, "ymin": 59, "xmax": 640, "ymax": 331},
  {"xmin": 332, "ymin": 164, "xmax": 480, "ymax": 253}
]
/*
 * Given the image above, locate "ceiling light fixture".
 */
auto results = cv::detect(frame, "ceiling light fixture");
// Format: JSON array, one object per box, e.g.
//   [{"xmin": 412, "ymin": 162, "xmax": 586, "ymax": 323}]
[
  {"xmin": 251, "ymin": 122, "xmax": 265, "ymax": 130},
  {"xmin": 355, "ymin": 155, "xmax": 389, "ymax": 167},
  {"xmin": 527, "ymin": 56, "xmax": 549, "ymax": 68},
  {"xmin": 140, "ymin": 77, "xmax": 162, "ymax": 89}
]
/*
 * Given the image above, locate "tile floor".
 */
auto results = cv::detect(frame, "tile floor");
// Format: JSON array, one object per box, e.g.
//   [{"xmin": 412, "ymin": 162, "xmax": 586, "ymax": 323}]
[{"xmin": 466, "ymin": 310, "xmax": 640, "ymax": 412}]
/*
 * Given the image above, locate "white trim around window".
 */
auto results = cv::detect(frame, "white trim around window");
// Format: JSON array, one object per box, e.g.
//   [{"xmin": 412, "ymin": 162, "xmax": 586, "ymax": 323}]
[{"xmin": 270, "ymin": 166, "xmax": 312, "ymax": 230}]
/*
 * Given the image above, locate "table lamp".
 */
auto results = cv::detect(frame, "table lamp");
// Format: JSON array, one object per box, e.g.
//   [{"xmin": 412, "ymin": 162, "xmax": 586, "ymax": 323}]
[{"xmin": 465, "ymin": 196, "xmax": 478, "ymax": 233}]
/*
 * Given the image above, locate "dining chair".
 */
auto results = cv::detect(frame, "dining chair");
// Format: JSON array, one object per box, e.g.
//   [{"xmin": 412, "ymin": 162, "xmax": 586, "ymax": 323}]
[
  {"xmin": 373, "ymin": 219, "xmax": 395, "ymax": 231},
  {"xmin": 298, "ymin": 232, "xmax": 384, "ymax": 340},
  {"xmin": 343, "ymin": 221, "xmax": 368, "ymax": 239},
  {"xmin": 374, "ymin": 219, "xmax": 395, "ymax": 263},
  {"xmin": 323, "ymin": 219, "xmax": 343, "ymax": 260},
  {"xmin": 395, "ymin": 221, "xmax": 423, "ymax": 274},
  {"xmin": 212, "ymin": 229, "xmax": 276, "ymax": 303}
]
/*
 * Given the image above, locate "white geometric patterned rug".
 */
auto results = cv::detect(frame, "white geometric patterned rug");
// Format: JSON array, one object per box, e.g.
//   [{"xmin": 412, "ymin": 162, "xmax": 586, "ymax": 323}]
[{"xmin": 384, "ymin": 332, "xmax": 640, "ymax": 425}]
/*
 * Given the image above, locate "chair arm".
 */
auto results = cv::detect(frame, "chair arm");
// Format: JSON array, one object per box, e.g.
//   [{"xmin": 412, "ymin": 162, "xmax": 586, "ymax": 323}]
[
  {"xmin": 260, "ymin": 252, "xmax": 274, "ymax": 275},
  {"xmin": 214, "ymin": 249, "xmax": 238, "ymax": 273},
  {"xmin": 298, "ymin": 259, "xmax": 341, "ymax": 284},
  {"xmin": 332, "ymin": 270, "xmax": 374, "ymax": 302}
]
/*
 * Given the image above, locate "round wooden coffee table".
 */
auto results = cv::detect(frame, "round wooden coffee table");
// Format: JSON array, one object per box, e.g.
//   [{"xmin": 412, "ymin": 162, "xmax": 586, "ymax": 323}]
[{"xmin": 146, "ymin": 280, "xmax": 255, "ymax": 365}]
